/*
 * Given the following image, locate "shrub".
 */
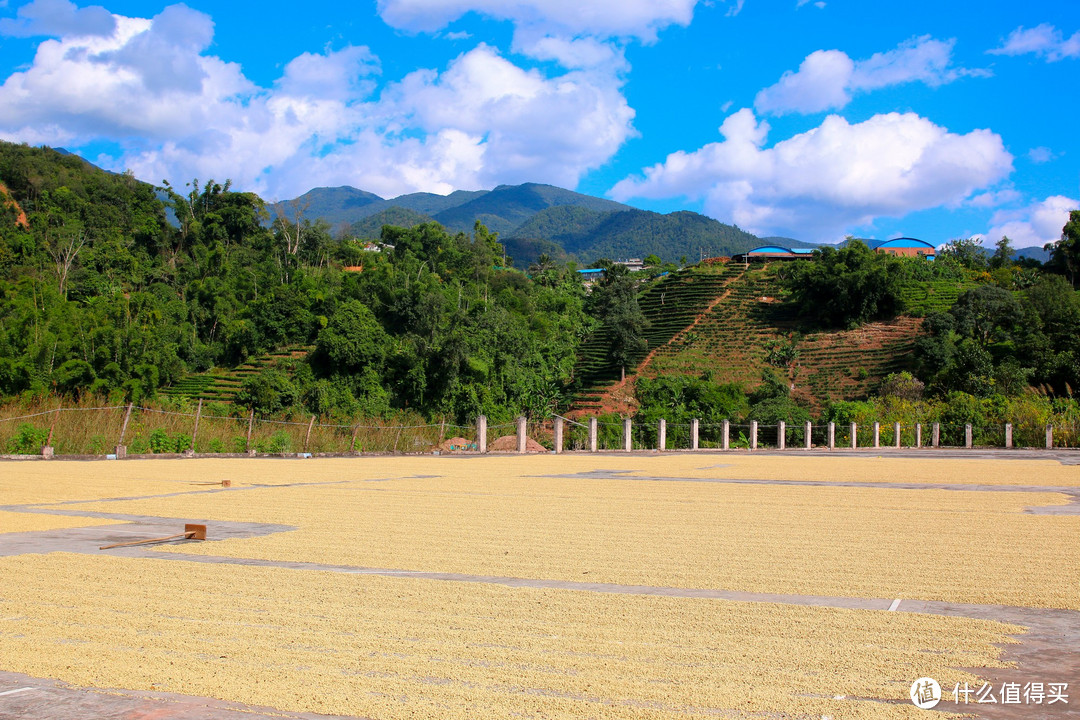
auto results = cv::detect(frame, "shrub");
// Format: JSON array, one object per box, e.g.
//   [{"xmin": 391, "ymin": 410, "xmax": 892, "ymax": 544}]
[
  {"xmin": 8, "ymin": 423, "xmax": 48, "ymax": 454},
  {"xmin": 257, "ymin": 430, "xmax": 291, "ymax": 454},
  {"xmin": 149, "ymin": 428, "xmax": 172, "ymax": 454}
]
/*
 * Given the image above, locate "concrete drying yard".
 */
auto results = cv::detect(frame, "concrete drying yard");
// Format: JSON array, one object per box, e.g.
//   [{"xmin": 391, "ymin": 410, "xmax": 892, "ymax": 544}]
[{"xmin": 0, "ymin": 453, "xmax": 1077, "ymax": 719}]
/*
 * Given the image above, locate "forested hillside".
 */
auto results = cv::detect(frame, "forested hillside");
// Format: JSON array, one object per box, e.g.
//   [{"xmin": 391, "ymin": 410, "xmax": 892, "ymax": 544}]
[
  {"xmin": 0, "ymin": 142, "xmax": 593, "ymax": 423},
  {"xmin": 513, "ymin": 207, "xmax": 765, "ymax": 262},
  {"xmin": 4, "ymin": 140, "xmax": 1080, "ymax": 447}
]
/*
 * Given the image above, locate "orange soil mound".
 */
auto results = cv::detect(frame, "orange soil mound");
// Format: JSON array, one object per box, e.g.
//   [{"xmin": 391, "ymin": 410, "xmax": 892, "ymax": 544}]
[{"xmin": 488, "ymin": 435, "xmax": 546, "ymax": 452}]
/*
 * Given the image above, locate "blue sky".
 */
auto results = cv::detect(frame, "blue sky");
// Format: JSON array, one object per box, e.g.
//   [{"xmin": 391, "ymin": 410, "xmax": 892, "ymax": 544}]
[{"xmin": 0, "ymin": 0, "xmax": 1077, "ymax": 247}]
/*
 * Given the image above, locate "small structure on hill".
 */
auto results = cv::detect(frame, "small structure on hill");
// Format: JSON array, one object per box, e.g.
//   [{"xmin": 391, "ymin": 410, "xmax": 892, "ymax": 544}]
[
  {"xmin": 865, "ymin": 237, "xmax": 936, "ymax": 259},
  {"xmin": 734, "ymin": 237, "xmax": 936, "ymax": 263},
  {"xmin": 577, "ymin": 268, "xmax": 605, "ymax": 287},
  {"xmin": 732, "ymin": 245, "xmax": 816, "ymax": 262}
]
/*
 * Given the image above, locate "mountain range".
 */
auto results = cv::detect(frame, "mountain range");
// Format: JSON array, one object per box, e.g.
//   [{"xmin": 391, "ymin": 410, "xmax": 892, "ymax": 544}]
[
  {"xmin": 278, "ymin": 182, "xmax": 804, "ymax": 266},
  {"xmin": 50, "ymin": 146, "xmax": 1051, "ymax": 267}
]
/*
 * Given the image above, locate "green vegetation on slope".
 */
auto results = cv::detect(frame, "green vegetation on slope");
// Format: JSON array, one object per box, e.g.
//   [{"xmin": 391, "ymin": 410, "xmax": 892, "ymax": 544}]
[
  {"xmin": 4, "ymin": 140, "xmax": 1080, "ymax": 439},
  {"xmin": 0, "ymin": 142, "xmax": 594, "ymax": 423}
]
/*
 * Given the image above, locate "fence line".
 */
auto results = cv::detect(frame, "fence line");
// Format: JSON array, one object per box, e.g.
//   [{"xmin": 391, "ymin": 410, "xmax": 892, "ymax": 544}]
[{"xmin": 0, "ymin": 405, "xmax": 1077, "ymax": 457}]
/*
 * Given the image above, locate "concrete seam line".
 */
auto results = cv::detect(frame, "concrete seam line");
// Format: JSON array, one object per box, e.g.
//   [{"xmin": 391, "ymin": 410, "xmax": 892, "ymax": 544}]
[
  {"xmin": 889, "ymin": 598, "xmax": 902, "ymax": 612},
  {"xmin": 0, "ymin": 687, "xmax": 34, "ymax": 696}
]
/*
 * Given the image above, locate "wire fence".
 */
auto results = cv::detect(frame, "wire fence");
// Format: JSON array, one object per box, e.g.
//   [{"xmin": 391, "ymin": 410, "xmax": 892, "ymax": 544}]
[{"xmin": 0, "ymin": 403, "xmax": 1077, "ymax": 457}]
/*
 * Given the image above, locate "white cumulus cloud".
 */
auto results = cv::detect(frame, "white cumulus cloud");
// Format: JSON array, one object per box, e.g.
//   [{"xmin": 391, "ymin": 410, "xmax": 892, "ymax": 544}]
[
  {"xmin": 755, "ymin": 36, "xmax": 985, "ymax": 116},
  {"xmin": 611, "ymin": 108, "xmax": 1014, "ymax": 242},
  {"xmin": 375, "ymin": 0, "xmax": 698, "ymax": 41},
  {"xmin": 0, "ymin": 6, "xmax": 635, "ymax": 201},
  {"xmin": 381, "ymin": 45, "xmax": 634, "ymax": 191},
  {"xmin": 375, "ymin": 0, "xmax": 704, "ymax": 72},
  {"xmin": 0, "ymin": 0, "xmax": 114, "ymax": 37},
  {"xmin": 980, "ymin": 195, "xmax": 1079, "ymax": 249},
  {"xmin": 989, "ymin": 23, "xmax": 1080, "ymax": 62}
]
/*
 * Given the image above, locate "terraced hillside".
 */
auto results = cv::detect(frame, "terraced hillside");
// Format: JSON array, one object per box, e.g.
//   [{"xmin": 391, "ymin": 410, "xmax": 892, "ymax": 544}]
[
  {"xmin": 575, "ymin": 262, "xmax": 926, "ymax": 414},
  {"xmin": 898, "ymin": 279, "xmax": 979, "ymax": 316},
  {"xmin": 161, "ymin": 345, "xmax": 312, "ymax": 404},
  {"xmin": 571, "ymin": 263, "xmax": 742, "ymax": 412}
]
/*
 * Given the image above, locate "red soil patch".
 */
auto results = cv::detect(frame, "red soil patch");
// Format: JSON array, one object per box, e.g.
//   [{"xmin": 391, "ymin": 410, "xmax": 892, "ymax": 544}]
[
  {"xmin": 488, "ymin": 435, "xmax": 546, "ymax": 452},
  {"xmin": 0, "ymin": 181, "xmax": 29, "ymax": 229}
]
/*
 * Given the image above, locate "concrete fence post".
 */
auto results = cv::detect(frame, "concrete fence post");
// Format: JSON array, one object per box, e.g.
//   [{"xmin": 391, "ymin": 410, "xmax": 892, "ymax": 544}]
[
  {"xmin": 872, "ymin": 421, "xmax": 880, "ymax": 448},
  {"xmin": 116, "ymin": 402, "xmax": 134, "ymax": 459},
  {"xmin": 964, "ymin": 424, "xmax": 972, "ymax": 449},
  {"xmin": 691, "ymin": 419, "xmax": 700, "ymax": 451},
  {"xmin": 828, "ymin": 422, "xmax": 835, "ymax": 450},
  {"xmin": 304, "ymin": 415, "xmax": 316, "ymax": 453},
  {"xmin": 777, "ymin": 421, "xmax": 785, "ymax": 450},
  {"xmin": 721, "ymin": 420, "xmax": 729, "ymax": 450},
  {"xmin": 246, "ymin": 407, "xmax": 255, "ymax": 454},
  {"xmin": 915, "ymin": 423, "xmax": 922, "ymax": 448},
  {"xmin": 517, "ymin": 416, "xmax": 527, "ymax": 454},
  {"xmin": 623, "ymin": 417, "xmax": 632, "ymax": 452},
  {"xmin": 1004, "ymin": 422, "xmax": 1012, "ymax": 449},
  {"xmin": 750, "ymin": 420, "xmax": 758, "ymax": 450},
  {"xmin": 658, "ymin": 418, "xmax": 666, "ymax": 452},
  {"xmin": 1046, "ymin": 425, "xmax": 1054, "ymax": 449},
  {"xmin": 932, "ymin": 423, "xmax": 940, "ymax": 448},
  {"xmin": 42, "ymin": 411, "xmax": 57, "ymax": 458},
  {"xmin": 850, "ymin": 423, "xmax": 858, "ymax": 449},
  {"xmin": 893, "ymin": 422, "xmax": 901, "ymax": 448},
  {"xmin": 188, "ymin": 398, "xmax": 203, "ymax": 455},
  {"xmin": 589, "ymin": 417, "xmax": 598, "ymax": 452},
  {"xmin": 554, "ymin": 416, "xmax": 564, "ymax": 454},
  {"xmin": 805, "ymin": 420, "xmax": 812, "ymax": 449},
  {"xmin": 477, "ymin": 415, "xmax": 488, "ymax": 454}
]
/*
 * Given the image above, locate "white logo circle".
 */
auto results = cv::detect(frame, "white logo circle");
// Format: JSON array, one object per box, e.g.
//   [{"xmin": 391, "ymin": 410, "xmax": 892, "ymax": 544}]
[{"xmin": 910, "ymin": 677, "xmax": 941, "ymax": 709}]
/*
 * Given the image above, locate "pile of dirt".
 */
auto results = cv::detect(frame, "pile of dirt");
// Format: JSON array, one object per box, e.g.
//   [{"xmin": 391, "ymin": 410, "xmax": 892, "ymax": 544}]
[
  {"xmin": 437, "ymin": 437, "xmax": 477, "ymax": 452},
  {"xmin": 487, "ymin": 435, "xmax": 547, "ymax": 452}
]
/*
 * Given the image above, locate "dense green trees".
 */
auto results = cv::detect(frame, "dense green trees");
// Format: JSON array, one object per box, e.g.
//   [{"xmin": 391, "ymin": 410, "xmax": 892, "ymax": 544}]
[
  {"xmin": 915, "ymin": 275, "xmax": 1080, "ymax": 398},
  {"xmin": 0, "ymin": 142, "xmax": 592, "ymax": 422},
  {"xmin": 3, "ymin": 140, "xmax": 1080, "ymax": 431},
  {"xmin": 587, "ymin": 264, "xmax": 648, "ymax": 381},
  {"xmin": 1046, "ymin": 210, "xmax": 1080, "ymax": 285},
  {"xmin": 785, "ymin": 240, "xmax": 904, "ymax": 328}
]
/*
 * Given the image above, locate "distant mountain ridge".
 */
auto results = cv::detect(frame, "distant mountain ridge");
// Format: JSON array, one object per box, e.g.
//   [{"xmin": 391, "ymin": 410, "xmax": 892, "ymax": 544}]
[{"xmin": 281, "ymin": 182, "xmax": 783, "ymax": 266}]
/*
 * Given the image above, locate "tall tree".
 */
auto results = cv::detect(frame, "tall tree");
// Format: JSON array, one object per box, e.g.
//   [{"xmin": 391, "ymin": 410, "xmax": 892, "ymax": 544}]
[
  {"xmin": 1046, "ymin": 210, "xmax": 1080, "ymax": 285},
  {"xmin": 590, "ymin": 264, "xmax": 648, "ymax": 381},
  {"xmin": 988, "ymin": 235, "xmax": 1014, "ymax": 271}
]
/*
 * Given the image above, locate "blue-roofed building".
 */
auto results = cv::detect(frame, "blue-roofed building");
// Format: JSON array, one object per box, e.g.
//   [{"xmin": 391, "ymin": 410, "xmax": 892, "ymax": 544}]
[
  {"xmin": 577, "ymin": 268, "xmax": 606, "ymax": 286},
  {"xmin": 732, "ymin": 245, "xmax": 815, "ymax": 262}
]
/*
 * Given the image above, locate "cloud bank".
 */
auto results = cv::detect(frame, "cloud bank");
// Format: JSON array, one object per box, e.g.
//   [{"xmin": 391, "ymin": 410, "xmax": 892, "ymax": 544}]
[
  {"xmin": 0, "ymin": 3, "xmax": 635, "ymax": 200},
  {"xmin": 989, "ymin": 24, "xmax": 1080, "ymax": 62},
  {"xmin": 612, "ymin": 109, "xmax": 1014, "ymax": 242},
  {"xmin": 755, "ymin": 36, "xmax": 984, "ymax": 115},
  {"xmin": 980, "ymin": 195, "xmax": 1079, "ymax": 249}
]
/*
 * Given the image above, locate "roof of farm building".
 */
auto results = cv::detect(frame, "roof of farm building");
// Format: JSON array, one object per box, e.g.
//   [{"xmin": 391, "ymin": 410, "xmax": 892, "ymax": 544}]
[
  {"xmin": 733, "ymin": 246, "xmax": 816, "ymax": 261},
  {"xmin": 865, "ymin": 237, "xmax": 937, "ymax": 251}
]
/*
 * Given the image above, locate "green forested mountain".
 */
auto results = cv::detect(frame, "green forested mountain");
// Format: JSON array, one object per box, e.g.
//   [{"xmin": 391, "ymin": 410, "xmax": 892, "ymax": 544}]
[
  {"xmin": 279, "ymin": 186, "xmax": 383, "ymax": 227},
  {"xmin": 348, "ymin": 207, "xmax": 433, "ymax": 239},
  {"xmin": 428, "ymin": 183, "xmax": 629, "ymax": 236},
  {"xmin": 513, "ymin": 207, "xmax": 765, "ymax": 263},
  {"xmin": 290, "ymin": 181, "xmax": 771, "ymax": 265}
]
